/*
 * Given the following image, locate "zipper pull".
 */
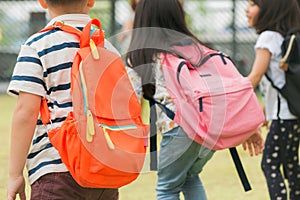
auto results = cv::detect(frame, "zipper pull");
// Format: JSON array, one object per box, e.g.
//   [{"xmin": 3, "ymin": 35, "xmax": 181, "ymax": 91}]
[
  {"xmin": 86, "ymin": 109, "xmax": 95, "ymax": 142},
  {"xmin": 90, "ymin": 39, "xmax": 99, "ymax": 60},
  {"xmin": 102, "ymin": 127, "xmax": 115, "ymax": 150}
]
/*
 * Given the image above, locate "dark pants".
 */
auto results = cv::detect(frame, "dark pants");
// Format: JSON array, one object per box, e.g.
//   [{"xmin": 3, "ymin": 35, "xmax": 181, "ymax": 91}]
[
  {"xmin": 261, "ymin": 120, "xmax": 300, "ymax": 200},
  {"xmin": 31, "ymin": 172, "xmax": 119, "ymax": 200}
]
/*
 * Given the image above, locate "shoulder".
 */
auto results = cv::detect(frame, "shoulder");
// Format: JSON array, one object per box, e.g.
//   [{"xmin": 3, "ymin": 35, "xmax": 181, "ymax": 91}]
[
  {"xmin": 256, "ymin": 31, "xmax": 283, "ymax": 45},
  {"xmin": 258, "ymin": 31, "xmax": 283, "ymax": 41},
  {"xmin": 255, "ymin": 31, "xmax": 284, "ymax": 54},
  {"xmin": 38, "ymin": 28, "xmax": 78, "ymax": 42}
]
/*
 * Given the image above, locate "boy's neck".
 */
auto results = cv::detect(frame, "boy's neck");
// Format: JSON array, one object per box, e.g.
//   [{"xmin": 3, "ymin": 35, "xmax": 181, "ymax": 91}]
[{"xmin": 48, "ymin": 5, "xmax": 89, "ymax": 19}]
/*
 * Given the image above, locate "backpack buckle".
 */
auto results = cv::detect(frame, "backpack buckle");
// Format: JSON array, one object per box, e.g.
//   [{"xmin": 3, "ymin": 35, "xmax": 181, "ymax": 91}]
[{"xmin": 53, "ymin": 20, "xmax": 65, "ymax": 29}]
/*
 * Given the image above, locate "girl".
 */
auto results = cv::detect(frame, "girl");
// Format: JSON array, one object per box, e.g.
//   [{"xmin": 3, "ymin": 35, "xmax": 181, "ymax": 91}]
[
  {"xmin": 127, "ymin": 0, "xmax": 263, "ymax": 199},
  {"xmin": 246, "ymin": 0, "xmax": 300, "ymax": 199}
]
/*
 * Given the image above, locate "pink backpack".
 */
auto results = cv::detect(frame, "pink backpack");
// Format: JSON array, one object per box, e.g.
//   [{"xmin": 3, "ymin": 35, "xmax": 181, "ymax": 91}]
[{"xmin": 159, "ymin": 45, "xmax": 265, "ymax": 150}]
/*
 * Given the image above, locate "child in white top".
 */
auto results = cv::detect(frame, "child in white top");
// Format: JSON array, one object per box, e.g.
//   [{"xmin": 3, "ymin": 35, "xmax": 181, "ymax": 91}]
[{"xmin": 246, "ymin": 0, "xmax": 300, "ymax": 199}]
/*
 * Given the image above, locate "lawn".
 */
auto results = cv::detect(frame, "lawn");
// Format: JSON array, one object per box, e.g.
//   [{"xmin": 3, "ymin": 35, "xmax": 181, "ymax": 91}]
[{"xmin": 0, "ymin": 94, "xmax": 270, "ymax": 199}]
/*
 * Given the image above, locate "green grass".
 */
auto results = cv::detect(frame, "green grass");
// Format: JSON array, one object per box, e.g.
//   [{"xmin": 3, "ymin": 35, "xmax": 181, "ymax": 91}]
[
  {"xmin": 120, "ymin": 147, "xmax": 269, "ymax": 200},
  {"xmin": 1, "ymin": 94, "xmax": 270, "ymax": 199},
  {"xmin": 0, "ymin": 94, "xmax": 15, "ymax": 198}
]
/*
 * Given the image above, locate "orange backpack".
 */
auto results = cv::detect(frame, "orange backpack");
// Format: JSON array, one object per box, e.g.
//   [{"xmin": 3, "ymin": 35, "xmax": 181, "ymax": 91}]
[{"xmin": 40, "ymin": 19, "xmax": 149, "ymax": 188}]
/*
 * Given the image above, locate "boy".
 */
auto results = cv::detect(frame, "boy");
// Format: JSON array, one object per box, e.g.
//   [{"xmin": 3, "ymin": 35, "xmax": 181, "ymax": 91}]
[{"xmin": 7, "ymin": 0, "xmax": 119, "ymax": 199}]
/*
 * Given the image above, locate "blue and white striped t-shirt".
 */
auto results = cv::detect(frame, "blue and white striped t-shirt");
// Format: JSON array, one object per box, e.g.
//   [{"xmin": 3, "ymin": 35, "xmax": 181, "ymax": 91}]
[{"xmin": 7, "ymin": 14, "xmax": 119, "ymax": 185}]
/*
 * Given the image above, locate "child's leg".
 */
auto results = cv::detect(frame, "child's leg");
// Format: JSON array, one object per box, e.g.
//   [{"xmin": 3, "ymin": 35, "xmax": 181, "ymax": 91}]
[
  {"xmin": 181, "ymin": 147, "xmax": 214, "ymax": 200},
  {"xmin": 181, "ymin": 175, "xmax": 206, "ymax": 200},
  {"xmin": 261, "ymin": 120, "xmax": 287, "ymax": 200},
  {"xmin": 31, "ymin": 172, "xmax": 119, "ymax": 200},
  {"xmin": 156, "ymin": 127, "xmax": 214, "ymax": 200},
  {"xmin": 281, "ymin": 120, "xmax": 300, "ymax": 200}
]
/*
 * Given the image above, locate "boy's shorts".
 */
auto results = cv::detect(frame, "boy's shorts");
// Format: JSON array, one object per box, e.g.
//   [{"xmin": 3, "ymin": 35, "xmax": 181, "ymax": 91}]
[{"xmin": 31, "ymin": 172, "xmax": 119, "ymax": 200}]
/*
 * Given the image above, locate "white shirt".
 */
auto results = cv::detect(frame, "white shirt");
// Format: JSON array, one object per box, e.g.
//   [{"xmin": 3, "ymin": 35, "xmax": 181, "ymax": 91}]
[{"xmin": 255, "ymin": 31, "xmax": 297, "ymax": 120}]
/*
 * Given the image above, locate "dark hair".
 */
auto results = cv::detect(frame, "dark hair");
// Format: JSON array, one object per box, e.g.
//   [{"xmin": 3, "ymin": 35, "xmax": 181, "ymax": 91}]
[
  {"xmin": 253, "ymin": 0, "xmax": 300, "ymax": 36},
  {"xmin": 126, "ymin": 0, "xmax": 203, "ymax": 98}
]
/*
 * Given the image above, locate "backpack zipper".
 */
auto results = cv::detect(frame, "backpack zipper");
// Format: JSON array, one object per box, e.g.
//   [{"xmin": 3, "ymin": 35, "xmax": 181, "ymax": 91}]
[
  {"xmin": 79, "ymin": 62, "xmax": 95, "ymax": 143},
  {"xmin": 78, "ymin": 32, "xmax": 102, "ymax": 142},
  {"xmin": 98, "ymin": 124, "xmax": 137, "ymax": 150}
]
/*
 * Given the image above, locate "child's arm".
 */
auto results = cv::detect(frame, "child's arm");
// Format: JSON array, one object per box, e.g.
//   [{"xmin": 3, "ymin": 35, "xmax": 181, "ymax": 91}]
[
  {"xmin": 7, "ymin": 91, "xmax": 41, "ymax": 200},
  {"xmin": 247, "ymin": 48, "xmax": 271, "ymax": 88}
]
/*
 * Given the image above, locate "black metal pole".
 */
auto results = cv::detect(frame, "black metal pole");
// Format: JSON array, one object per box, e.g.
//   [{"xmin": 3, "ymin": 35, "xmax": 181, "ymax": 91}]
[
  {"xmin": 231, "ymin": 0, "xmax": 237, "ymax": 62},
  {"xmin": 110, "ymin": 0, "xmax": 116, "ymax": 37}
]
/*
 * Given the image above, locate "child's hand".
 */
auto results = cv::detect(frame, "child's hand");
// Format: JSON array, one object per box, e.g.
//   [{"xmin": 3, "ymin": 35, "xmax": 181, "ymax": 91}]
[
  {"xmin": 242, "ymin": 130, "xmax": 264, "ymax": 156},
  {"xmin": 7, "ymin": 175, "xmax": 26, "ymax": 200}
]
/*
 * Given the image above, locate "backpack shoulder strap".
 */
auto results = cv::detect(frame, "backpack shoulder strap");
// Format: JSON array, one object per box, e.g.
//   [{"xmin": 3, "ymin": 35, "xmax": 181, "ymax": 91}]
[
  {"xmin": 149, "ymin": 98, "xmax": 158, "ymax": 171},
  {"xmin": 229, "ymin": 147, "xmax": 252, "ymax": 192},
  {"xmin": 287, "ymin": 28, "xmax": 300, "ymax": 35},
  {"xmin": 199, "ymin": 51, "xmax": 232, "ymax": 67},
  {"xmin": 39, "ymin": 19, "xmax": 105, "ymax": 125},
  {"xmin": 40, "ymin": 20, "xmax": 81, "ymax": 37},
  {"xmin": 40, "ymin": 19, "xmax": 105, "ymax": 49},
  {"xmin": 280, "ymin": 34, "xmax": 296, "ymax": 67}
]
